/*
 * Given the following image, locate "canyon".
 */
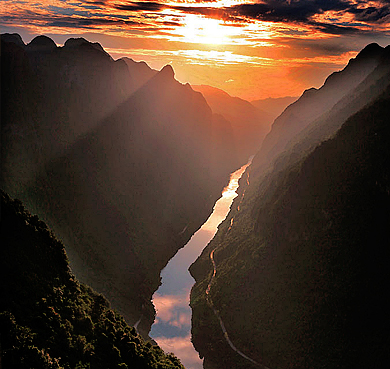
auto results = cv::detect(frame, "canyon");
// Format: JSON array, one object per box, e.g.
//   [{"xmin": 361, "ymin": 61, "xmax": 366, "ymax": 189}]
[{"xmin": 2, "ymin": 34, "xmax": 390, "ymax": 369}]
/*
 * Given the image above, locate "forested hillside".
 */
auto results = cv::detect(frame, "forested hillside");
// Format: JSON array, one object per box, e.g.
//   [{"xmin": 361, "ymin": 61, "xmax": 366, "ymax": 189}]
[
  {"xmin": 190, "ymin": 46, "xmax": 390, "ymax": 369},
  {"xmin": 0, "ymin": 190, "xmax": 184, "ymax": 369}
]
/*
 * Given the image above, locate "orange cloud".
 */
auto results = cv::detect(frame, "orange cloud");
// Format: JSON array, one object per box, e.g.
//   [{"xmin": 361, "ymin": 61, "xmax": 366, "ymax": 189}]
[{"xmin": 2, "ymin": 0, "xmax": 389, "ymax": 100}]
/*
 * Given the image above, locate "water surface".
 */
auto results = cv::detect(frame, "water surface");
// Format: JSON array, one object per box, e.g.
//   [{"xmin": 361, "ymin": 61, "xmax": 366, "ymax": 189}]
[{"xmin": 150, "ymin": 161, "xmax": 251, "ymax": 369}]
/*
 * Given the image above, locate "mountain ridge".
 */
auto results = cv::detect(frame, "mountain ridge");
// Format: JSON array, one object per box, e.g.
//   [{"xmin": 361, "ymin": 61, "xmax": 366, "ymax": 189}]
[
  {"xmin": 250, "ymin": 96, "xmax": 298, "ymax": 121},
  {"xmin": 190, "ymin": 44, "xmax": 390, "ymax": 369},
  {"xmin": 192, "ymin": 84, "xmax": 274, "ymax": 161},
  {"xmin": 253, "ymin": 42, "xmax": 390, "ymax": 174},
  {"xmin": 1, "ymin": 33, "xmax": 241, "ymax": 337}
]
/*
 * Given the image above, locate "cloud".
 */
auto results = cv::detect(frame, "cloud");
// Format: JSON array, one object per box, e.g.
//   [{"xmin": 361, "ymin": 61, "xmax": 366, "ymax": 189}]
[
  {"xmin": 171, "ymin": 6, "xmax": 224, "ymax": 17},
  {"xmin": 115, "ymin": 1, "xmax": 166, "ymax": 12},
  {"xmin": 153, "ymin": 335, "xmax": 203, "ymax": 369},
  {"xmin": 0, "ymin": 1, "xmax": 143, "ymax": 31},
  {"xmin": 45, "ymin": 16, "xmax": 140, "ymax": 29},
  {"xmin": 109, "ymin": 0, "xmax": 390, "ymax": 36},
  {"xmin": 153, "ymin": 293, "xmax": 190, "ymax": 327},
  {"xmin": 348, "ymin": 3, "xmax": 390, "ymax": 23},
  {"xmin": 4, "ymin": 0, "xmax": 390, "ymax": 39},
  {"xmin": 224, "ymin": 0, "xmax": 390, "ymax": 35},
  {"xmin": 162, "ymin": 20, "xmax": 182, "ymax": 27},
  {"xmin": 229, "ymin": 0, "xmax": 351, "ymax": 23},
  {"xmin": 309, "ymin": 21, "xmax": 360, "ymax": 35},
  {"xmin": 88, "ymin": 1, "xmax": 107, "ymax": 4}
]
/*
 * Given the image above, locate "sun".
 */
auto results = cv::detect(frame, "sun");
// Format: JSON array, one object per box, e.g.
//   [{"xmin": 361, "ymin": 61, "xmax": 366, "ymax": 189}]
[{"xmin": 179, "ymin": 14, "xmax": 239, "ymax": 45}]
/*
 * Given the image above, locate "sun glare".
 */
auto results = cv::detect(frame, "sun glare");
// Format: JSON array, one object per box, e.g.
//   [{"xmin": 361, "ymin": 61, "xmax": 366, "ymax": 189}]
[{"xmin": 179, "ymin": 14, "xmax": 239, "ymax": 45}]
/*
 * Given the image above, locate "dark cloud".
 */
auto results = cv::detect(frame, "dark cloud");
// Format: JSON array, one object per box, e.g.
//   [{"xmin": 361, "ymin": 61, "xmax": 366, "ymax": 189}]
[
  {"xmin": 229, "ymin": 0, "xmax": 351, "ymax": 23},
  {"xmin": 223, "ymin": 0, "xmax": 390, "ymax": 35},
  {"xmin": 6, "ymin": 0, "xmax": 390, "ymax": 38},
  {"xmin": 309, "ymin": 21, "xmax": 360, "ymax": 35},
  {"xmin": 115, "ymin": 2, "xmax": 165, "ymax": 12},
  {"xmin": 167, "ymin": 0, "xmax": 383, "ymax": 34},
  {"xmin": 47, "ymin": 17, "xmax": 139, "ymax": 28},
  {"xmin": 161, "ymin": 20, "xmax": 182, "ymax": 27},
  {"xmin": 0, "ymin": 11, "xmax": 139, "ymax": 30},
  {"xmin": 103, "ymin": 0, "xmax": 390, "ymax": 35},
  {"xmin": 169, "ymin": 5, "xmax": 242, "ymax": 22},
  {"xmin": 85, "ymin": 0, "xmax": 108, "ymax": 4},
  {"xmin": 113, "ymin": 2, "xmax": 238, "ymax": 21},
  {"xmin": 348, "ymin": 4, "xmax": 390, "ymax": 23}
]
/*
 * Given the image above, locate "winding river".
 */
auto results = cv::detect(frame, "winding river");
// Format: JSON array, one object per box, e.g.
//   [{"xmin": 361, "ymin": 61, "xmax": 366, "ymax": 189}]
[{"xmin": 150, "ymin": 159, "xmax": 252, "ymax": 369}]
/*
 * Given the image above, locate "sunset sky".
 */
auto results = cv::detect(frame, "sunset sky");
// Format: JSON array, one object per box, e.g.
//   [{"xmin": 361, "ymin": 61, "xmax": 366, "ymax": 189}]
[{"xmin": 2, "ymin": 0, "xmax": 390, "ymax": 100}]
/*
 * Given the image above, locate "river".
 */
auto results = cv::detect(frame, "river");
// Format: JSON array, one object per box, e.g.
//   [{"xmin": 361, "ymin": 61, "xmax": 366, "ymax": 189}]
[{"xmin": 150, "ymin": 159, "xmax": 252, "ymax": 369}]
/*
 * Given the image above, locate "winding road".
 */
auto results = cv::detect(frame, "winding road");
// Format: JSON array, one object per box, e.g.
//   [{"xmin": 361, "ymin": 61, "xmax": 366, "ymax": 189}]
[
  {"xmin": 134, "ymin": 316, "xmax": 142, "ymax": 333},
  {"xmin": 205, "ymin": 214, "xmax": 270, "ymax": 367}
]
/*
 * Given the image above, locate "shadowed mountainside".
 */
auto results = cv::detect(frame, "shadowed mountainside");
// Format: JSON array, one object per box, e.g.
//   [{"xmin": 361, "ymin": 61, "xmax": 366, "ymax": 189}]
[
  {"xmin": 258, "ymin": 43, "xmax": 387, "ymax": 168},
  {"xmin": 190, "ymin": 44, "xmax": 390, "ymax": 369},
  {"xmin": 1, "ymin": 33, "xmax": 240, "ymax": 336},
  {"xmin": 0, "ymin": 190, "xmax": 185, "ymax": 369}
]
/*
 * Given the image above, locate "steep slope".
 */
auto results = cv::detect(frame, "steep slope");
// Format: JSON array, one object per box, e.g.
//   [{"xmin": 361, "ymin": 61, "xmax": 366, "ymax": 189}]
[
  {"xmin": 250, "ymin": 96, "xmax": 298, "ymax": 123},
  {"xmin": 1, "ymin": 34, "xmax": 240, "ymax": 335},
  {"xmin": 0, "ymin": 190, "xmax": 185, "ymax": 369},
  {"xmin": 258, "ymin": 43, "xmax": 386, "ymax": 167},
  {"xmin": 190, "ymin": 49, "xmax": 390, "ymax": 368},
  {"xmin": 192, "ymin": 85, "xmax": 273, "ymax": 161},
  {"xmin": 1, "ymin": 35, "xmax": 132, "ymax": 191}
]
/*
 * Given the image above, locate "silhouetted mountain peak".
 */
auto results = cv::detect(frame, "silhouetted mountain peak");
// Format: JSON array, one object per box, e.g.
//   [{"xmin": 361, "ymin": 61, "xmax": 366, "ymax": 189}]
[
  {"xmin": 324, "ymin": 43, "xmax": 384, "ymax": 87},
  {"xmin": 64, "ymin": 37, "xmax": 90, "ymax": 48},
  {"xmin": 64, "ymin": 37, "xmax": 107, "ymax": 56},
  {"xmin": 356, "ymin": 42, "xmax": 383, "ymax": 60},
  {"xmin": 160, "ymin": 64, "xmax": 175, "ymax": 78},
  {"xmin": 301, "ymin": 87, "xmax": 318, "ymax": 98},
  {"xmin": 26, "ymin": 35, "xmax": 57, "ymax": 52},
  {"xmin": 1, "ymin": 33, "xmax": 25, "ymax": 46}
]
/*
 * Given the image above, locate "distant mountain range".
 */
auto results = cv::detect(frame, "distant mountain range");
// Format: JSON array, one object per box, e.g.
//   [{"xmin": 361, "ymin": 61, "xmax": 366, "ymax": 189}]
[
  {"xmin": 192, "ymin": 85, "xmax": 284, "ymax": 161},
  {"xmin": 190, "ymin": 43, "xmax": 390, "ymax": 369},
  {"xmin": 250, "ymin": 96, "xmax": 298, "ymax": 122},
  {"xmin": 1, "ymin": 33, "xmax": 250, "ymax": 336}
]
